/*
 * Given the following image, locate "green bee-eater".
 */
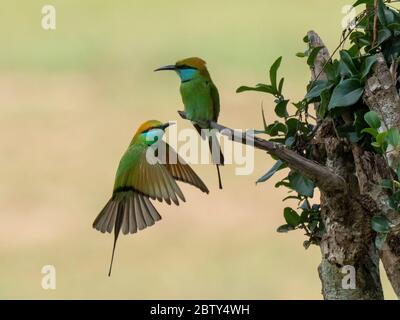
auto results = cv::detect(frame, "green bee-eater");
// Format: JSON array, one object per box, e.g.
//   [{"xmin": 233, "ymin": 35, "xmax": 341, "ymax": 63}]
[
  {"xmin": 93, "ymin": 120, "xmax": 209, "ymax": 276},
  {"xmin": 155, "ymin": 57, "xmax": 224, "ymax": 189}
]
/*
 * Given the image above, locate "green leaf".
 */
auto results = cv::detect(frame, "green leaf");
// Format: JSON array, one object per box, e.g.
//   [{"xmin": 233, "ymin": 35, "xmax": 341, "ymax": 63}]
[
  {"xmin": 377, "ymin": 0, "xmax": 395, "ymax": 27},
  {"xmin": 380, "ymin": 179, "xmax": 393, "ymax": 190},
  {"xmin": 282, "ymin": 195, "xmax": 302, "ymax": 202},
  {"xmin": 286, "ymin": 118, "xmax": 300, "ymax": 137},
  {"xmin": 236, "ymin": 84, "xmax": 275, "ymax": 94},
  {"xmin": 275, "ymin": 100, "xmax": 289, "ymax": 118},
  {"xmin": 277, "ymin": 224, "xmax": 295, "ymax": 233},
  {"xmin": 307, "ymin": 46, "xmax": 324, "ymax": 66},
  {"xmin": 261, "ymin": 106, "xmax": 267, "ymax": 131},
  {"xmin": 289, "ymin": 172, "xmax": 315, "ymax": 197},
  {"xmin": 278, "ymin": 78, "xmax": 284, "ymax": 95},
  {"xmin": 265, "ymin": 121, "xmax": 286, "ymax": 136},
  {"xmin": 308, "ymin": 220, "xmax": 318, "ymax": 232},
  {"xmin": 371, "ymin": 131, "xmax": 388, "ymax": 150},
  {"xmin": 375, "ymin": 233, "xmax": 387, "ymax": 250},
  {"xmin": 361, "ymin": 127, "xmax": 378, "ymax": 138},
  {"xmin": 377, "ymin": 0, "xmax": 387, "ymax": 26},
  {"xmin": 328, "ymin": 79, "xmax": 364, "ymax": 109},
  {"xmin": 270, "ymin": 57, "xmax": 282, "ymax": 93},
  {"xmin": 318, "ymin": 89, "xmax": 330, "ymax": 119},
  {"xmin": 305, "ymin": 80, "xmax": 333, "ymax": 100},
  {"xmin": 284, "ymin": 207, "xmax": 301, "ymax": 227},
  {"xmin": 339, "ymin": 50, "xmax": 358, "ymax": 76},
  {"xmin": 376, "ymin": 131, "xmax": 388, "ymax": 148},
  {"xmin": 364, "ymin": 111, "xmax": 381, "ymax": 129},
  {"xmin": 371, "ymin": 216, "xmax": 391, "ymax": 233},
  {"xmin": 388, "ymin": 23, "xmax": 400, "ymax": 32},
  {"xmin": 296, "ymin": 52, "xmax": 306, "ymax": 58},
  {"xmin": 389, "ymin": 190, "xmax": 400, "ymax": 211},
  {"xmin": 303, "ymin": 240, "xmax": 311, "ymax": 250},
  {"xmin": 376, "ymin": 28, "xmax": 392, "ymax": 47},
  {"xmin": 256, "ymin": 160, "xmax": 286, "ymax": 184},
  {"xmin": 387, "ymin": 128, "xmax": 400, "ymax": 147},
  {"xmin": 325, "ymin": 60, "xmax": 340, "ymax": 83},
  {"xmin": 360, "ymin": 55, "xmax": 377, "ymax": 79},
  {"xmin": 352, "ymin": 0, "xmax": 373, "ymax": 7},
  {"xmin": 275, "ymin": 181, "xmax": 290, "ymax": 189}
]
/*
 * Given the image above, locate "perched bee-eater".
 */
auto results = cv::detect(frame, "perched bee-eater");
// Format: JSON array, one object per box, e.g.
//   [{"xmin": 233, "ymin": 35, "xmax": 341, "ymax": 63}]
[
  {"xmin": 155, "ymin": 57, "xmax": 224, "ymax": 189},
  {"xmin": 93, "ymin": 120, "xmax": 209, "ymax": 276}
]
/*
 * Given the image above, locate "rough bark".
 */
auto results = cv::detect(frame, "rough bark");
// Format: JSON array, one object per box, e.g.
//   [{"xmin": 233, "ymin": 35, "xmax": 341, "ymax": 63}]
[
  {"xmin": 315, "ymin": 121, "xmax": 384, "ymax": 300},
  {"xmin": 308, "ymin": 31, "xmax": 384, "ymax": 300},
  {"xmin": 363, "ymin": 53, "xmax": 400, "ymax": 298}
]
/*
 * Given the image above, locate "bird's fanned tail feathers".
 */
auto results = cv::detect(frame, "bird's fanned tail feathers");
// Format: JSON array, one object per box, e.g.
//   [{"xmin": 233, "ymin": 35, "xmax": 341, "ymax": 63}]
[{"xmin": 92, "ymin": 191, "xmax": 161, "ymax": 276}]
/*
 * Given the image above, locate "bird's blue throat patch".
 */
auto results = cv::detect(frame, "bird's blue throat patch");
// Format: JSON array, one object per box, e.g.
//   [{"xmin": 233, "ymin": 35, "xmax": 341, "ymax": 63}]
[{"xmin": 177, "ymin": 68, "xmax": 197, "ymax": 83}]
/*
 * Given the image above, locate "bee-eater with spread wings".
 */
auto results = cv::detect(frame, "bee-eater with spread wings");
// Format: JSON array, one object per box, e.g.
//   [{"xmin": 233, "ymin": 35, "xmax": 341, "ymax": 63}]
[
  {"xmin": 93, "ymin": 120, "xmax": 209, "ymax": 276},
  {"xmin": 155, "ymin": 57, "xmax": 224, "ymax": 189}
]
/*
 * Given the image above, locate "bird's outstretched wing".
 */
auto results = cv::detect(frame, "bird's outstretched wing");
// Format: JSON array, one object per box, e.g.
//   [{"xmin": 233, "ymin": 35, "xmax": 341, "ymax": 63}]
[
  {"xmin": 113, "ymin": 143, "xmax": 186, "ymax": 205},
  {"xmin": 93, "ymin": 142, "xmax": 187, "ymax": 276},
  {"xmin": 160, "ymin": 142, "xmax": 209, "ymax": 194}
]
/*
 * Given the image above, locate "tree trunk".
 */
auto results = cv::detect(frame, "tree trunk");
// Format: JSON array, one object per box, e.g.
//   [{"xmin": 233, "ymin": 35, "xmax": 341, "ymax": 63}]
[
  {"xmin": 179, "ymin": 30, "xmax": 400, "ymax": 300},
  {"xmin": 308, "ymin": 32, "xmax": 398, "ymax": 299},
  {"xmin": 314, "ymin": 118, "xmax": 384, "ymax": 299}
]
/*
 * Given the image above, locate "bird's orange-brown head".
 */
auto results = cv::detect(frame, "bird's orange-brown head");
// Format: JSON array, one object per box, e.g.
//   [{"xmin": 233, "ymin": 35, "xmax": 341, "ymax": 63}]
[
  {"xmin": 175, "ymin": 57, "xmax": 208, "ymax": 74},
  {"xmin": 132, "ymin": 120, "xmax": 171, "ymax": 145},
  {"xmin": 155, "ymin": 57, "xmax": 210, "ymax": 81}
]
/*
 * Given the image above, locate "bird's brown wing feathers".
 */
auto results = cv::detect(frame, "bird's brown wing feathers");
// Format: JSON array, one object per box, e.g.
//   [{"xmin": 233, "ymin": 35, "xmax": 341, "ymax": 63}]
[
  {"xmin": 159, "ymin": 142, "xmax": 209, "ymax": 194},
  {"xmin": 113, "ymin": 143, "xmax": 186, "ymax": 205}
]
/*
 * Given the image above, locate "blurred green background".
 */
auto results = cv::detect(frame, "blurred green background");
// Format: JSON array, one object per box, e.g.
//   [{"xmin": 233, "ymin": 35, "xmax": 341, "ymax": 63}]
[{"xmin": 0, "ymin": 0, "xmax": 396, "ymax": 299}]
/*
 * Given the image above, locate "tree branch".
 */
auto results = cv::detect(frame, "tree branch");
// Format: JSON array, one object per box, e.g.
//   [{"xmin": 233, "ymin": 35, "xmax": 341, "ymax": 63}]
[{"xmin": 177, "ymin": 111, "xmax": 346, "ymax": 193}]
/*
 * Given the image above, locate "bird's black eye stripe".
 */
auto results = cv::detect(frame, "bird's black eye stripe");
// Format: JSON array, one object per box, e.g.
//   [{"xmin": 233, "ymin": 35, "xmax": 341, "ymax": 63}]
[
  {"xmin": 176, "ymin": 64, "xmax": 197, "ymax": 70},
  {"xmin": 142, "ymin": 125, "xmax": 164, "ymax": 134},
  {"xmin": 141, "ymin": 128, "xmax": 153, "ymax": 134}
]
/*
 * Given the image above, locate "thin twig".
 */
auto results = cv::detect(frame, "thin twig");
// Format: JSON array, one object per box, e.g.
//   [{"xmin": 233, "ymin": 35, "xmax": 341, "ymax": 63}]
[{"xmin": 372, "ymin": 0, "xmax": 378, "ymax": 47}]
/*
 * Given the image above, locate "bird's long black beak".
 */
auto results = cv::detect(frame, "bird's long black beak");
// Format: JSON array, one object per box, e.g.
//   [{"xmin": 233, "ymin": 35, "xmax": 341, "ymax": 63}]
[
  {"xmin": 154, "ymin": 65, "xmax": 176, "ymax": 72},
  {"xmin": 158, "ymin": 122, "xmax": 175, "ymax": 130}
]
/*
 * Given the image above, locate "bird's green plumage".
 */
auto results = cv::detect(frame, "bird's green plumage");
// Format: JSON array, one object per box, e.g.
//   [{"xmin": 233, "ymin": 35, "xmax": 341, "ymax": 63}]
[
  {"xmin": 155, "ymin": 57, "xmax": 224, "ymax": 188},
  {"xmin": 93, "ymin": 120, "xmax": 209, "ymax": 276},
  {"xmin": 180, "ymin": 75, "xmax": 220, "ymax": 124},
  {"xmin": 113, "ymin": 142, "xmax": 145, "ymax": 193}
]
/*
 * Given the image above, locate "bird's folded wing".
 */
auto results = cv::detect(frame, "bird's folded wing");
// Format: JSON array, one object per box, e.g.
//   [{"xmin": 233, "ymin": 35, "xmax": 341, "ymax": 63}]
[
  {"xmin": 113, "ymin": 144, "xmax": 185, "ymax": 205},
  {"xmin": 208, "ymin": 80, "xmax": 220, "ymax": 122},
  {"xmin": 159, "ymin": 142, "xmax": 209, "ymax": 194}
]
